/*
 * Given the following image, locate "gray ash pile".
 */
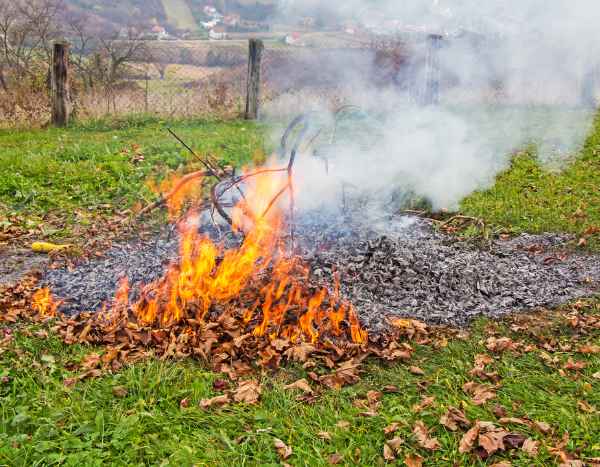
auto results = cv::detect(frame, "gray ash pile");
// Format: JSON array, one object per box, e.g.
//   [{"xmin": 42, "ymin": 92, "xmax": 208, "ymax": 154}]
[{"xmin": 43, "ymin": 214, "xmax": 600, "ymax": 331}]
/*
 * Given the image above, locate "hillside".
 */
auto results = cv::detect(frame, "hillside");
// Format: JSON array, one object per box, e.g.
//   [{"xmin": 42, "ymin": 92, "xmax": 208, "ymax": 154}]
[{"xmin": 65, "ymin": 0, "xmax": 277, "ymax": 32}]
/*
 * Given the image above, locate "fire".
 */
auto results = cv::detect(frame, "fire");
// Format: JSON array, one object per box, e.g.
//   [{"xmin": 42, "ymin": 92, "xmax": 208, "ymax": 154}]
[
  {"xmin": 32, "ymin": 288, "xmax": 59, "ymax": 318},
  {"xmin": 131, "ymin": 166, "xmax": 368, "ymax": 345},
  {"xmin": 32, "ymin": 162, "xmax": 368, "ymax": 346}
]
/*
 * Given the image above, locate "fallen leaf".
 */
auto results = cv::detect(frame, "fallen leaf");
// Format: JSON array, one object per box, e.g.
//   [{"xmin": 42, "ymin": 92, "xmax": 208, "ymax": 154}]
[
  {"xmin": 522, "ymin": 438, "xmax": 540, "ymax": 456},
  {"xmin": 413, "ymin": 421, "xmax": 440, "ymax": 451},
  {"xmin": 489, "ymin": 462, "xmax": 512, "ymax": 467},
  {"xmin": 409, "ymin": 366, "xmax": 425, "ymax": 376},
  {"xmin": 486, "ymin": 337, "xmax": 518, "ymax": 353},
  {"xmin": 593, "ymin": 372, "xmax": 600, "ymax": 380},
  {"xmin": 387, "ymin": 437, "xmax": 404, "ymax": 450},
  {"xmin": 459, "ymin": 424, "xmax": 481, "ymax": 453},
  {"xmin": 328, "ymin": 453, "xmax": 343, "ymax": 464},
  {"xmin": 284, "ymin": 343, "xmax": 316, "ymax": 362},
  {"xmin": 384, "ymin": 422, "xmax": 400, "ymax": 435},
  {"xmin": 413, "ymin": 395, "xmax": 435, "ymax": 413},
  {"xmin": 284, "ymin": 379, "xmax": 313, "ymax": 394},
  {"xmin": 212, "ymin": 379, "xmax": 229, "ymax": 391},
  {"xmin": 564, "ymin": 358, "xmax": 587, "ymax": 371},
  {"xmin": 318, "ymin": 431, "xmax": 332, "ymax": 441},
  {"xmin": 479, "ymin": 429, "xmax": 507, "ymax": 456},
  {"xmin": 111, "ymin": 386, "xmax": 128, "ymax": 398},
  {"xmin": 463, "ymin": 381, "xmax": 497, "ymax": 406},
  {"xmin": 577, "ymin": 400, "xmax": 596, "ymax": 413},
  {"xmin": 493, "ymin": 404, "xmax": 508, "ymax": 418},
  {"xmin": 274, "ymin": 438, "xmax": 292, "ymax": 460},
  {"xmin": 578, "ymin": 344, "xmax": 600, "ymax": 354},
  {"xmin": 404, "ymin": 454, "xmax": 424, "ymax": 467},
  {"xmin": 179, "ymin": 398, "xmax": 190, "ymax": 408},
  {"xmin": 440, "ymin": 407, "xmax": 471, "ymax": 431},
  {"xmin": 233, "ymin": 380, "xmax": 262, "ymax": 404},
  {"xmin": 503, "ymin": 433, "xmax": 527, "ymax": 449},
  {"xmin": 383, "ymin": 385, "xmax": 399, "ymax": 393},
  {"xmin": 533, "ymin": 420, "xmax": 551, "ymax": 434},
  {"xmin": 199, "ymin": 394, "xmax": 230, "ymax": 409},
  {"xmin": 383, "ymin": 443, "xmax": 396, "ymax": 461}
]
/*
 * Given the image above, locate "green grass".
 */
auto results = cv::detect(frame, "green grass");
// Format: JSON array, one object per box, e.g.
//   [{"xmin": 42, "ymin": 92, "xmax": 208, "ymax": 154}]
[
  {"xmin": 1, "ymin": 307, "xmax": 599, "ymax": 466},
  {"xmin": 0, "ymin": 116, "xmax": 265, "ymax": 242},
  {"xmin": 2, "ymin": 111, "xmax": 600, "ymax": 465},
  {"xmin": 461, "ymin": 113, "xmax": 600, "ymax": 247}
]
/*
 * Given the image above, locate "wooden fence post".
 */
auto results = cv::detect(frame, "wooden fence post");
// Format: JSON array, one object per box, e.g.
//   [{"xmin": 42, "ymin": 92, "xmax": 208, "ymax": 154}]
[
  {"xmin": 245, "ymin": 39, "xmax": 264, "ymax": 120},
  {"xmin": 51, "ymin": 42, "xmax": 70, "ymax": 127}
]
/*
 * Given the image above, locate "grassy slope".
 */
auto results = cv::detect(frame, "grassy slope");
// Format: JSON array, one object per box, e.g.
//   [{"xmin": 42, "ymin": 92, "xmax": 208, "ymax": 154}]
[
  {"xmin": 1, "ymin": 114, "xmax": 600, "ymax": 465},
  {"xmin": 462, "ymin": 113, "xmax": 600, "ymax": 244}
]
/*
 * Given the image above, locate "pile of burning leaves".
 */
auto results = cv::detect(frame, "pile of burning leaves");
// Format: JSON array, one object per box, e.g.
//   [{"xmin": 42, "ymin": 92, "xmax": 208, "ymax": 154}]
[{"xmin": 1, "ymin": 272, "xmax": 429, "ymax": 387}]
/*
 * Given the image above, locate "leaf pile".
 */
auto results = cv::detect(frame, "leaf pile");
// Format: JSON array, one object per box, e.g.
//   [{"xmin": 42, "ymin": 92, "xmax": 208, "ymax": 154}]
[{"xmin": 1, "ymin": 276, "xmax": 432, "ymax": 389}]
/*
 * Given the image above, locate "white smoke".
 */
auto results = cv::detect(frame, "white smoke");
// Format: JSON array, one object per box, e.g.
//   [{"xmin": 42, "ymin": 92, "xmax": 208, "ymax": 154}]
[{"xmin": 262, "ymin": 0, "xmax": 600, "ymax": 212}]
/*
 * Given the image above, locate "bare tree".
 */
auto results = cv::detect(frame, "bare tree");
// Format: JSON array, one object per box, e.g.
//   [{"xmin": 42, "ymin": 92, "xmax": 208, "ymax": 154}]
[{"xmin": 0, "ymin": 0, "xmax": 63, "ymax": 91}]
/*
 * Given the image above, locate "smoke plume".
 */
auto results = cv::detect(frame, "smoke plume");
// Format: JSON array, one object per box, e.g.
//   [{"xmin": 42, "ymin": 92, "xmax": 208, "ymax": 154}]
[{"xmin": 263, "ymin": 0, "xmax": 600, "ymax": 212}]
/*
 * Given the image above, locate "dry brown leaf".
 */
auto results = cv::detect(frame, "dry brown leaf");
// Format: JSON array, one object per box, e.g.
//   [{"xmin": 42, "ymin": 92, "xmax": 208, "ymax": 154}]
[
  {"xmin": 384, "ymin": 422, "xmax": 400, "ymax": 435},
  {"xmin": 387, "ymin": 436, "xmax": 404, "ymax": 450},
  {"xmin": 383, "ymin": 443, "xmax": 396, "ymax": 461},
  {"xmin": 327, "ymin": 453, "xmax": 343, "ymax": 465},
  {"xmin": 479, "ymin": 428, "xmax": 508, "ymax": 456},
  {"xmin": 409, "ymin": 366, "xmax": 425, "ymax": 376},
  {"xmin": 413, "ymin": 421, "xmax": 441, "ymax": 451},
  {"xmin": 459, "ymin": 424, "xmax": 481, "ymax": 453},
  {"xmin": 578, "ymin": 344, "xmax": 600, "ymax": 354},
  {"xmin": 577, "ymin": 400, "xmax": 596, "ymax": 413},
  {"xmin": 233, "ymin": 380, "xmax": 262, "ymax": 404},
  {"xmin": 486, "ymin": 337, "xmax": 519, "ymax": 353},
  {"xmin": 283, "ymin": 343, "xmax": 316, "ymax": 362},
  {"xmin": 284, "ymin": 379, "xmax": 313, "ymax": 394},
  {"xmin": 274, "ymin": 438, "xmax": 292, "ymax": 460},
  {"xmin": 440, "ymin": 407, "xmax": 471, "ymax": 431},
  {"xmin": 564, "ymin": 358, "xmax": 587, "ymax": 371},
  {"xmin": 593, "ymin": 372, "xmax": 600, "ymax": 380},
  {"xmin": 489, "ymin": 463, "xmax": 512, "ymax": 467},
  {"xmin": 522, "ymin": 438, "xmax": 540, "ymax": 457},
  {"xmin": 318, "ymin": 431, "xmax": 332, "ymax": 441},
  {"xmin": 533, "ymin": 420, "xmax": 551, "ymax": 434},
  {"xmin": 413, "ymin": 395, "xmax": 436, "ymax": 413},
  {"xmin": 199, "ymin": 394, "xmax": 230, "ymax": 409},
  {"xmin": 367, "ymin": 390, "xmax": 383, "ymax": 407},
  {"xmin": 404, "ymin": 454, "xmax": 424, "ymax": 467},
  {"xmin": 463, "ymin": 381, "xmax": 497, "ymax": 406}
]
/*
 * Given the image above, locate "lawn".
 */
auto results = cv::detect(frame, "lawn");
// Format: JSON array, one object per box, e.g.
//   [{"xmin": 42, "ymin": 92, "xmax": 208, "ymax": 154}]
[
  {"xmin": 0, "ymin": 117, "xmax": 265, "ymax": 244},
  {"xmin": 1, "ymin": 113, "xmax": 600, "ymax": 466}
]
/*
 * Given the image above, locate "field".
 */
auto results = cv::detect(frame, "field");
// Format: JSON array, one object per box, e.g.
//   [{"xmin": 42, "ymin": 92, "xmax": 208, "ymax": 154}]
[
  {"xmin": 1, "ymin": 114, "xmax": 600, "ymax": 465},
  {"xmin": 161, "ymin": 0, "xmax": 199, "ymax": 31}
]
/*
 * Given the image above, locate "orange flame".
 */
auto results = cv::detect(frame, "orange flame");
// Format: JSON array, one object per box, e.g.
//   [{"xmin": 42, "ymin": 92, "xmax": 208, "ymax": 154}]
[
  {"xmin": 98, "ymin": 163, "xmax": 369, "ymax": 345},
  {"xmin": 32, "ymin": 288, "xmax": 59, "ymax": 318}
]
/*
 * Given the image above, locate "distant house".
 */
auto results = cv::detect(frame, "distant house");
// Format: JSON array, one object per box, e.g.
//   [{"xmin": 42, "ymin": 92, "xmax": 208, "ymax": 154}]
[
  {"xmin": 209, "ymin": 26, "xmax": 228, "ymax": 40},
  {"xmin": 204, "ymin": 5, "xmax": 218, "ymax": 17},
  {"xmin": 151, "ymin": 25, "xmax": 169, "ymax": 40},
  {"xmin": 285, "ymin": 32, "xmax": 305, "ymax": 46},
  {"xmin": 201, "ymin": 19, "xmax": 220, "ymax": 30}
]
